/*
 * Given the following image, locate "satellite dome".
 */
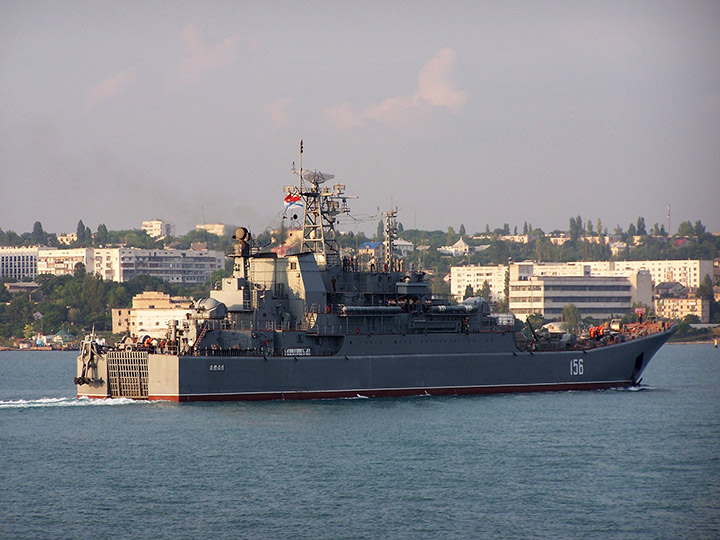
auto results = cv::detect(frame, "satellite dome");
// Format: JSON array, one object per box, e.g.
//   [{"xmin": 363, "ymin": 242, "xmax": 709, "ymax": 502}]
[{"xmin": 195, "ymin": 297, "xmax": 227, "ymax": 319}]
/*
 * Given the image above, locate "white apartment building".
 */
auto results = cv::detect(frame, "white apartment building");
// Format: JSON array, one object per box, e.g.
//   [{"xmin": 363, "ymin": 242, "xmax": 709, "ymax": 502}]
[
  {"xmin": 589, "ymin": 260, "xmax": 712, "ymax": 290},
  {"xmin": 654, "ymin": 296, "xmax": 709, "ymax": 323},
  {"xmin": 508, "ymin": 262, "xmax": 652, "ymax": 320},
  {"xmin": 506, "ymin": 260, "xmax": 711, "ymax": 290},
  {"xmin": 112, "ymin": 291, "xmax": 193, "ymax": 338},
  {"xmin": 142, "ymin": 219, "xmax": 175, "ymax": 238},
  {"xmin": 37, "ymin": 247, "xmax": 94, "ymax": 276},
  {"xmin": 453, "ymin": 259, "xmax": 702, "ymax": 308},
  {"xmin": 0, "ymin": 247, "xmax": 38, "ymax": 280},
  {"xmin": 38, "ymin": 247, "xmax": 224, "ymax": 284},
  {"xmin": 196, "ymin": 223, "xmax": 227, "ymax": 237},
  {"xmin": 450, "ymin": 264, "xmax": 507, "ymax": 302},
  {"xmin": 394, "ymin": 239, "xmax": 415, "ymax": 258}
]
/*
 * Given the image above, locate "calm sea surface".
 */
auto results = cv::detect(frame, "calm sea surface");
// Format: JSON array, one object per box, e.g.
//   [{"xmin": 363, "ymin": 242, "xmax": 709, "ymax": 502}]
[{"xmin": 1, "ymin": 344, "xmax": 718, "ymax": 540}]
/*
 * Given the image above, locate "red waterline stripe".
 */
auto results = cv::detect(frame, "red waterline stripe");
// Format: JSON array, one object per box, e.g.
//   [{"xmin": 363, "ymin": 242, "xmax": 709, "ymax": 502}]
[{"xmin": 148, "ymin": 381, "xmax": 628, "ymax": 402}]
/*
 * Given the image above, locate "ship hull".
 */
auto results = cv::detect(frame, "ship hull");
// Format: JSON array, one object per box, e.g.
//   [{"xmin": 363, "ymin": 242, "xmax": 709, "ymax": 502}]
[{"xmin": 78, "ymin": 327, "xmax": 674, "ymax": 401}]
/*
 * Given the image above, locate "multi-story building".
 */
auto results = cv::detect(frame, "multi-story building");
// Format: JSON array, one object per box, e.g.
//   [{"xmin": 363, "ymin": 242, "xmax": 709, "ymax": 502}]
[
  {"xmin": 0, "ymin": 247, "xmax": 38, "ymax": 280},
  {"xmin": 438, "ymin": 237, "xmax": 486, "ymax": 256},
  {"xmin": 57, "ymin": 233, "xmax": 77, "ymax": 245},
  {"xmin": 450, "ymin": 264, "xmax": 507, "ymax": 302},
  {"xmin": 591, "ymin": 260, "xmax": 712, "ymax": 290},
  {"xmin": 37, "ymin": 247, "xmax": 94, "ymax": 276},
  {"xmin": 112, "ymin": 291, "xmax": 193, "ymax": 338},
  {"xmin": 196, "ymin": 223, "xmax": 227, "ymax": 237},
  {"xmin": 503, "ymin": 260, "xmax": 710, "ymax": 290},
  {"xmin": 394, "ymin": 239, "xmax": 415, "ymax": 258},
  {"xmin": 38, "ymin": 246, "xmax": 224, "ymax": 284},
  {"xmin": 507, "ymin": 262, "xmax": 652, "ymax": 320},
  {"xmin": 654, "ymin": 296, "xmax": 709, "ymax": 323},
  {"xmin": 142, "ymin": 219, "xmax": 175, "ymax": 238}
]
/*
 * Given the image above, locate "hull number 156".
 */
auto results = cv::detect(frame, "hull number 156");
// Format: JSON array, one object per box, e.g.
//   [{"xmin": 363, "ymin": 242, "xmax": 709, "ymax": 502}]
[{"xmin": 570, "ymin": 359, "xmax": 584, "ymax": 376}]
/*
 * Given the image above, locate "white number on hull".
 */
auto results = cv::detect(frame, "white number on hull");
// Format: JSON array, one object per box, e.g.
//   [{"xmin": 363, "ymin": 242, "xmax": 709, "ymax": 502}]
[
  {"xmin": 570, "ymin": 359, "xmax": 584, "ymax": 376},
  {"xmin": 209, "ymin": 364, "xmax": 225, "ymax": 371}
]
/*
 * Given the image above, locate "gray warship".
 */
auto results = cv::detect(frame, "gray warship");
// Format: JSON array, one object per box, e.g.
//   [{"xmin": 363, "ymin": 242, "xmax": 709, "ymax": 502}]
[{"xmin": 75, "ymin": 147, "xmax": 676, "ymax": 401}]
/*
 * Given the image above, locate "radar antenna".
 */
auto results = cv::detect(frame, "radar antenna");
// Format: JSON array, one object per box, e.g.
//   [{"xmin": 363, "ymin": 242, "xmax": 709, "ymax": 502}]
[{"xmin": 286, "ymin": 141, "xmax": 354, "ymax": 269}]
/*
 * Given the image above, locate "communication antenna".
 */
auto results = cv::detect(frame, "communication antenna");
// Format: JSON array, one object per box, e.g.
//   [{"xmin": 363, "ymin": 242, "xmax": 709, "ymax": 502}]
[
  {"xmin": 286, "ymin": 141, "xmax": 354, "ymax": 269},
  {"xmin": 667, "ymin": 204, "xmax": 671, "ymax": 236},
  {"xmin": 201, "ymin": 205, "xmax": 209, "ymax": 245}
]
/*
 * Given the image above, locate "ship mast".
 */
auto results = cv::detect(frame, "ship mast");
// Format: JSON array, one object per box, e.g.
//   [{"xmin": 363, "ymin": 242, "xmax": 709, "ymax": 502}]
[
  {"xmin": 287, "ymin": 141, "xmax": 351, "ymax": 269},
  {"xmin": 382, "ymin": 207, "xmax": 398, "ymax": 271}
]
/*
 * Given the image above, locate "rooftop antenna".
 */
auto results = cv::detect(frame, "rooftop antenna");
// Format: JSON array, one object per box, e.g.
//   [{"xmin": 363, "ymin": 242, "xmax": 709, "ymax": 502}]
[
  {"xmin": 667, "ymin": 204, "xmax": 671, "ymax": 236},
  {"xmin": 201, "ymin": 205, "xmax": 209, "ymax": 245}
]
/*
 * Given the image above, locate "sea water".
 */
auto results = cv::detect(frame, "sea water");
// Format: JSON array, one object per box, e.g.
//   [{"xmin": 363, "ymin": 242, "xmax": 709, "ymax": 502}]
[{"xmin": 1, "ymin": 344, "xmax": 718, "ymax": 539}]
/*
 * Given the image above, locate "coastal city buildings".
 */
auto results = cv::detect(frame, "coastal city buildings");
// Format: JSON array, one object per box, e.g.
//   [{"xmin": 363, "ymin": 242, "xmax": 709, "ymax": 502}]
[
  {"xmin": 36, "ymin": 247, "xmax": 94, "ymax": 276},
  {"xmin": 654, "ymin": 295, "xmax": 709, "ymax": 323},
  {"xmin": 32, "ymin": 246, "xmax": 224, "ymax": 284},
  {"xmin": 601, "ymin": 259, "xmax": 712, "ymax": 290},
  {"xmin": 57, "ymin": 233, "xmax": 77, "ymax": 245},
  {"xmin": 112, "ymin": 291, "xmax": 193, "ymax": 338},
  {"xmin": 141, "ymin": 219, "xmax": 175, "ymax": 238},
  {"xmin": 508, "ymin": 262, "xmax": 652, "ymax": 319},
  {"xmin": 0, "ymin": 247, "xmax": 38, "ymax": 280},
  {"xmin": 196, "ymin": 223, "xmax": 228, "ymax": 237},
  {"xmin": 438, "ymin": 237, "xmax": 487, "ymax": 256},
  {"xmin": 450, "ymin": 259, "xmax": 714, "ymax": 321},
  {"xmin": 450, "ymin": 264, "xmax": 507, "ymax": 302}
]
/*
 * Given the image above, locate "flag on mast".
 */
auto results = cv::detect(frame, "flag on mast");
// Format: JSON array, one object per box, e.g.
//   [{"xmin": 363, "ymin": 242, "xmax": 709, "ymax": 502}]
[{"xmin": 284, "ymin": 192, "xmax": 303, "ymax": 213}]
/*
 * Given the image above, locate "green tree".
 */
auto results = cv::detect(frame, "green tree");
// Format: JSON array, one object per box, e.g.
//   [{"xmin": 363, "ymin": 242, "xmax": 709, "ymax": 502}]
[
  {"xmin": 677, "ymin": 221, "xmax": 694, "ymax": 236},
  {"xmin": 459, "ymin": 224, "xmax": 466, "ymax": 237},
  {"xmin": 375, "ymin": 220, "xmax": 384, "ymax": 241},
  {"xmin": 431, "ymin": 276, "xmax": 450, "ymax": 298},
  {"xmin": 526, "ymin": 312, "xmax": 545, "ymax": 332},
  {"xmin": 696, "ymin": 275, "xmax": 714, "ymax": 299},
  {"xmin": 23, "ymin": 323, "xmax": 35, "ymax": 340},
  {"xmin": 446, "ymin": 226, "xmax": 456, "ymax": 245},
  {"xmin": 479, "ymin": 280, "xmax": 492, "ymax": 302},
  {"xmin": 95, "ymin": 224, "xmax": 109, "ymax": 246},
  {"xmin": 31, "ymin": 221, "xmax": 46, "ymax": 245},
  {"xmin": 569, "ymin": 216, "xmax": 582, "ymax": 242},
  {"xmin": 636, "ymin": 216, "xmax": 647, "ymax": 236},
  {"xmin": 74, "ymin": 262, "xmax": 86, "ymax": 279},
  {"xmin": 76, "ymin": 220, "xmax": 86, "ymax": 245},
  {"xmin": 561, "ymin": 303, "xmax": 582, "ymax": 334},
  {"xmin": 463, "ymin": 284, "xmax": 474, "ymax": 300}
]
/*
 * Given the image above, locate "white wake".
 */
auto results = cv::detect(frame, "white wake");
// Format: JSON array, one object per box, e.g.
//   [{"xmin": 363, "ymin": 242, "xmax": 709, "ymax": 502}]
[{"xmin": 0, "ymin": 396, "xmax": 145, "ymax": 409}]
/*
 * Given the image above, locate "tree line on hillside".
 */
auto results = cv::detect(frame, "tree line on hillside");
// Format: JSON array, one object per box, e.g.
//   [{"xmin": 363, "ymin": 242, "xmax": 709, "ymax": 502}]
[
  {"xmin": 0, "ymin": 220, "xmax": 236, "ymax": 252},
  {"xmin": 0, "ymin": 264, "xmax": 228, "ymax": 343}
]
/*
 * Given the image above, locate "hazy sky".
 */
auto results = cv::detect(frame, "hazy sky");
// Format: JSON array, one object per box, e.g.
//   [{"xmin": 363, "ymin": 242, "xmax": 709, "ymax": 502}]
[{"xmin": 2, "ymin": 1, "xmax": 719, "ymax": 238}]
